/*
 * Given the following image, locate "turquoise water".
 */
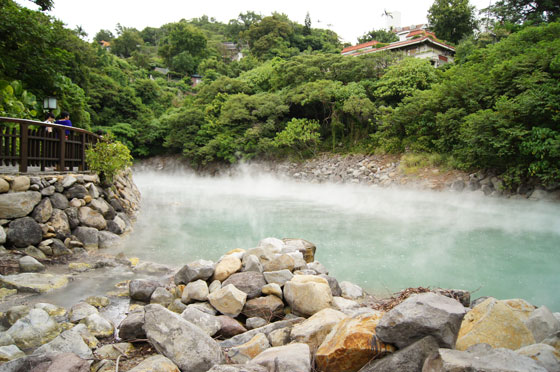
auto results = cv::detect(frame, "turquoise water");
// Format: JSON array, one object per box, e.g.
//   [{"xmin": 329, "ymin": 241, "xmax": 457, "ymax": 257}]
[{"xmin": 121, "ymin": 170, "xmax": 560, "ymax": 310}]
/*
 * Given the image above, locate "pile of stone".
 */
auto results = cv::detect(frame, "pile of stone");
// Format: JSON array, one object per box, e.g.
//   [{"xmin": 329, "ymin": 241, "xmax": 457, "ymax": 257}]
[
  {"xmin": 0, "ymin": 170, "xmax": 140, "ymax": 296},
  {"xmin": 1, "ymin": 237, "xmax": 559, "ymax": 372}
]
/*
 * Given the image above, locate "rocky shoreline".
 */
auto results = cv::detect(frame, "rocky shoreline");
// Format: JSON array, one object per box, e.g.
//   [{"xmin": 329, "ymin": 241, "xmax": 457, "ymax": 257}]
[
  {"xmin": 135, "ymin": 154, "xmax": 560, "ymax": 202},
  {"xmin": 0, "ymin": 237, "xmax": 557, "ymax": 371}
]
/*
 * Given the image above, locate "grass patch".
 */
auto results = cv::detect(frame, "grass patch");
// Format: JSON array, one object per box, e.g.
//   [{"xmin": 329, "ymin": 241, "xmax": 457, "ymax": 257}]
[{"xmin": 399, "ymin": 152, "xmax": 456, "ymax": 174}]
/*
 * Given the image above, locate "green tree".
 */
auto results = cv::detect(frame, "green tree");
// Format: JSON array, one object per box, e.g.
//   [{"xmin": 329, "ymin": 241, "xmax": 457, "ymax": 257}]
[
  {"xmin": 111, "ymin": 26, "xmax": 144, "ymax": 58},
  {"xmin": 484, "ymin": 0, "xmax": 560, "ymax": 25},
  {"xmin": 94, "ymin": 29, "xmax": 114, "ymax": 43},
  {"xmin": 158, "ymin": 21, "xmax": 207, "ymax": 74},
  {"xmin": 273, "ymin": 118, "xmax": 320, "ymax": 158},
  {"xmin": 427, "ymin": 0, "xmax": 478, "ymax": 43},
  {"xmin": 85, "ymin": 134, "xmax": 133, "ymax": 185},
  {"xmin": 357, "ymin": 29, "xmax": 399, "ymax": 44}
]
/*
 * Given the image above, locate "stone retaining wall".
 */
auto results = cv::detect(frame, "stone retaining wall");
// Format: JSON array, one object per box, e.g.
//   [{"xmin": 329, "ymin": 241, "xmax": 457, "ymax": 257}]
[{"xmin": 0, "ymin": 170, "xmax": 140, "ymax": 266}]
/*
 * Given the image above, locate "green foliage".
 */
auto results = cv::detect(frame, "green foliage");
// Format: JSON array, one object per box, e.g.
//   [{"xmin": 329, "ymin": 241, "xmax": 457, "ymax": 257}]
[
  {"xmin": 85, "ymin": 134, "xmax": 133, "ymax": 184},
  {"xmin": 484, "ymin": 0, "xmax": 559, "ymax": 25},
  {"xmin": 158, "ymin": 21, "xmax": 207, "ymax": 74},
  {"xmin": 358, "ymin": 29, "xmax": 399, "ymax": 44},
  {"xmin": 273, "ymin": 118, "xmax": 320, "ymax": 158},
  {"xmin": 0, "ymin": 80, "xmax": 39, "ymax": 118},
  {"xmin": 427, "ymin": 0, "xmax": 478, "ymax": 44},
  {"xmin": 111, "ymin": 27, "xmax": 144, "ymax": 58}
]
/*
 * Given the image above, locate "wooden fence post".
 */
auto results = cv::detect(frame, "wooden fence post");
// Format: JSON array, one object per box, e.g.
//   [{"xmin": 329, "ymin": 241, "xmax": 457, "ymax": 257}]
[
  {"xmin": 59, "ymin": 127, "xmax": 66, "ymax": 171},
  {"xmin": 19, "ymin": 123, "xmax": 28, "ymax": 173}
]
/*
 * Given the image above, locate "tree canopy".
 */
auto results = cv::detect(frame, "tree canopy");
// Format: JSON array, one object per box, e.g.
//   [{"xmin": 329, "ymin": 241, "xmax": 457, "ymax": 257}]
[{"xmin": 427, "ymin": 0, "xmax": 478, "ymax": 44}]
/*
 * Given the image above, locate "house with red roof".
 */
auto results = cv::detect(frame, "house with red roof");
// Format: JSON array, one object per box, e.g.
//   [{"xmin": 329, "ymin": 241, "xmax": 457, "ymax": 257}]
[{"xmin": 341, "ymin": 26, "xmax": 455, "ymax": 67}]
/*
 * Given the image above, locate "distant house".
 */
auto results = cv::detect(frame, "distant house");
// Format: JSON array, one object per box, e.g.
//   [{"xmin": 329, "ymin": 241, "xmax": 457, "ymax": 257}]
[
  {"xmin": 222, "ymin": 42, "xmax": 245, "ymax": 61},
  {"xmin": 191, "ymin": 74, "xmax": 203, "ymax": 87},
  {"xmin": 341, "ymin": 27, "xmax": 454, "ymax": 67},
  {"xmin": 99, "ymin": 40, "xmax": 111, "ymax": 51}
]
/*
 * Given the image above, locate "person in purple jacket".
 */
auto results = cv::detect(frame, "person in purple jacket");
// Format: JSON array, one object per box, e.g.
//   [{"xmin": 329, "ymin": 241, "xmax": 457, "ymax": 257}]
[{"xmin": 55, "ymin": 111, "xmax": 73, "ymax": 136}]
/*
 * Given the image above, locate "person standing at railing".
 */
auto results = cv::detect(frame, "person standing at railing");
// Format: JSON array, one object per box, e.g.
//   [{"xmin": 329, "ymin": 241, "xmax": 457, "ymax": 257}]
[
  {"xmin": 44, "ymin": 112, "xmax": 55, "ymax": 133},
  {"xmin": 55, "ymin": 111, "xmax": 73, "ymax": 136}
]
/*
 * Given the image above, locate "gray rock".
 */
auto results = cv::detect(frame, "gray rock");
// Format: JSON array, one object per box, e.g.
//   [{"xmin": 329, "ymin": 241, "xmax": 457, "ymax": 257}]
[
  {"xmin": 307, "ymin": 261, "xmax": 328, "ymax": 275},
  {"xmin": 48, "ymin": 208, "xmax": 71, "ymax": 237},
  {"xmin": 51, "ymin": 238, "xmax": 71, "ymax": 256},
  {"xmin": 106, "ymin": 217, "xmax": 125, "ymax": 235},
  {"xmin": 6, "ymin": 308, "xmax": 61, "ymax": 349},
  {"xmin": 246, "ymin": 317, "xmax": 268, "ymax": 329},
  {"xmin": 61, "ymin": 175, "xmax": 78, "ymax": 188},
  {"xmin": 220, "ymin": 317, "xmax": 304, "ymax": 348},
  {"xmin": 21, "ymin": 245, "xmax": 48, "ymax": 259},
  {"xmin": 150, "ymin": 287, "xmax": 174, "ymax": 307},
  {"xmin": 222, "ymin": 271, "xmax": 267, "ymax": 299},
  {"xmin": 376, "ymin": 292, "xmax": 466, "ymax": 349},
  {"xmin": 69, "ymin": 302, "xmax": 99, "ymax": 323},
  {"xmin": 0, "ymin": 226, "xmax": 5, "ymax": 244},
  {"xmin": 0, "ymin": 191, "xmax": 41, "ymax": 219},
  {"xmin": 18, "ymin": 255, "xmax": 45, "ymax": 272},
  {"xmin": 144, "ymin": 304, "xmax": 224, "ymax": 372},
  {"xmin": 451, "ymin": 180, "xmax": 465, "ymax": 191},
  {"xmin": 359, "ymin": 336, "xmax": 439, "ymax": 372},
  {"xmin": 129, "ymin": 279, "xmax": 160, "ymax": 302},
  {"xmin": 525, "ymin": 306, "xmax": 560, "ymax": 342},
  {"xmin": 0, "ymin": 344, "xmax": 25, "ymax": 362},
  {"xmin": 72, "ymin": 226, "xmax": 99, "ymax": 250},
  {"xmin": 85, "ymin": 183, "xmax": 100, "ymax": 199},
  {"xmin": 182, "ymin": 279, "xmax": 209, "ymax": 303},
  {"xmin": 251, "ymin": 343, "xmax": 311, "ymax": 372},
  {"xmin": 49, "ymin": 193, "xmax": 69, "ymax": 210},
  {"xmin": 186, "ymin": 302, "xmax": 217, "ymax": 315},
  {"xmin": 181, "ymin": 307, "xmax": 221, "ymax": 336},
  {"xmin": 65, "ymin": 184, "xmax": 88, "ymax": 199},
  {"xmin": 98, "ymin": 230, "xmax": 120, "ymax": 249},
  {"xmin": 78, "ymin": 206, "xmax": 107, "ymax": 230},
  {"xmin": 174, "ymin": 259, "xmax": 215, "ymax": 285},
  {"xmin": 6, "ymin": 305, "xmax": 31, "ymax": 325},
  {"xmin": 40, "ymin": 185, "xmax": 56, "ymax": 196},
  {"xmin": 0, "ymin": 178, "xmax": 9, "ymax": 193},
  {"xmin": 32, "ymin": 324, "xmax": 94, "ymax": 360},
  {"xmin": 32, "ymin": 197, "xmax": 53, "ymax": 223},
  {"xmin": 423, "ymin": 343, "xmax": 548, "ymax": 372},
  {"xmin": 0, "ymin": 272, "xmax": 69, "ymax": 293},
  {"xmin": 242, "ymin": 254, "xmax": 263, "ymax": 273},
  {"xmin": 118, "ymin": 307, "xmax": 146, "ymax": 340},
  {"xmin": 263, "ymin": 269, "xmax": 294, "ymax": 286},
  {"xmin": 127, "ymin": 355, "xmax": 180, "ymax": 372},
  {"xmin": 80, "ymin": 313, "xmax": 114, "ymax": 338},
  {"xmin": 242, "ymin": 295, "xmax": 284, "ymax": 320},
  {"xmin": 517, "ymin": 343, "xmax": 560, "ymax": 372},
  {"xmin": 89, "ymin": 198, "xmax": 116, "ymax": 220},
  {"xmin": 340, "ymin": 281, "xmax": 364, "ymax": 299},
  {"xmin": 7, "ymin": 217, "xmax": 42, "ymax": 247},
  {"xmin": 217, "ymin": 315, "xmax": 247, "ymax": 339},
  {"xmin": 65, "ymin": 207, "xmax": 79, "ymax": 229},
  {"xmin": 319, "ymin": 274, "xmax": 342, "ymax": 297},
  {"xmin": 207, "ymin": 365, "xmax": 268, "ymax": 372}
]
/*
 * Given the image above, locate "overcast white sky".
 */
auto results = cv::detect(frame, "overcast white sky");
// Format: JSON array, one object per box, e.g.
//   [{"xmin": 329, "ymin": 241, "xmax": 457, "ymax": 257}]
[{"xmin": 16, "ymin": 0, "xmax": 492, "ymax": 44}]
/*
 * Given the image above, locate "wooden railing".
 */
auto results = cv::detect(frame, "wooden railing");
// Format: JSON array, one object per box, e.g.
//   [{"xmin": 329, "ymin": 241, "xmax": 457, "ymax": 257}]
[{"xmin": 0, "ymin": 117, "xmax": 100, "ymax": 173}]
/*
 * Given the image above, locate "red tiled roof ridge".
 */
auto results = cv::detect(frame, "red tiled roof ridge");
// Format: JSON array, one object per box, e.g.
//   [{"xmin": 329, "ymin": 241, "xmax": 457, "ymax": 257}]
[
  {"xmin": 346, "ymin": 36, "xmax": 455, "ymax": 56},
  {"xmin": 341, "ymin": 40, "xmax": 380, "ymax": 53}
]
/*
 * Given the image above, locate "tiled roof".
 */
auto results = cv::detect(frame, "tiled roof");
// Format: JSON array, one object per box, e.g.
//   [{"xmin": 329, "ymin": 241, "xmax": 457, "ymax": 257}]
[
  {"xmin": 341, "ymin": 40, "xmax": 380, "ymax": 54},
  {"xmin": 346, "ymin": 36, "xmax": 455, "ymax": 56}
]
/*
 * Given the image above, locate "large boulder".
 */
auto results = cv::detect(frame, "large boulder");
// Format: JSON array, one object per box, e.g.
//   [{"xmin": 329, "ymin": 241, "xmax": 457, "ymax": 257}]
[
  {"xmin": 181, "ymin": 307, "xmax": 221, "ymax": 337},
  {"xmin": 516, "ymin": 343, "xmax": 560, "ymax": 372},
  {"xmin": 283, "ymin": 275, "xmax": 333, "ymax": 317},
  {"xmin": 89, "ymin": 198, "xmax": 116, "ymax": 220},
  {"xmin": 128, "ymin": 355, "xmax": 180, "ymax": 372},
  {"xmin": 243, "ymin": 295, "xmax": 284, "ymax": 320},
  {"xmin": 214, "ymin": 255, "xmax": 242, "ymax": 281},
  {"xmin": 0, "ymin": 345, "xmax": 25, "ymax": 362},
  {"xmin": 65, "ymin": 184, "xmax": 88, "ymax": 199},
  {"xmin": 282, "ymin": 238, "xmax": 316, "ymax": 263},
  {"xmin": 456, "ymin": 297, "xmax": 535, "ymax": 350},
  {"xmin": 174, "ymin": 259, "xmax": 215, "ymax": 285},
  {"xmin": 339, "ymin": 281, "xmax": 363, "ymax": 299},
  {"xmin": 423, "ymin": 343, "xmax": 548, "ymax": 372},
  {"xmin": 291, "ymin": 308, "xmax": 348, "ymax": 351},
  {"xmin": 72, "ymin": 226, "xmax": 99, "ymax": 250},
  {"xmin": 217, "ymin": 315, "xmax": 247, "ymax": 338},
  {"xmin": 98, "ymin": 230, "xmax": 120, "ymax": 249},
  {"xmin": 524, "ymin": 306, "xmax": 560, "ymax": 343},
  {"xmin": 32, "ymin": 324, "xmax": 94, "ymax": 360},
  {"xmin": 49, "ymin": 193, "xmax": 69, "ymax": 210},
  {"xmin": 242, "ymin": 254, "xmax": 263, "ymax": 273},
  {"xmin": 0, "ymin": 273, "xmax": 69, "ymax": 293},
  {"xmin": 208, "ymin": 284, "xmax": 247, "ymax": 317},
  {"xmin": 80, "ymin": 313, "xmax": 114, "ymax": 338},
  {"xmin": 78, "ymin": 206, "xmax": 107, "ymax": 230},
  {"xmin": 182, "ymin": 279, "xmax": 209, "ymax": 303},
  {"xmin": 0, "ymin": 191, "xmax": 41, "ymax": 219},
  {"xmin": 251, "ymin": 343, "xmax": 311, "ymax": 372},
  {"xmin": 376, "ymin": 292, "xmax": 466, "ymax": 349},
  {"xmin": 6, "ymin": 308, "xmax": 61, "ymax": 349},
  {"xmin": 144, "ymin": 304, "xmax": 225, "ymax": 372},
  {"xmin": 11, "ymin": 176, "xmax": 30, "ymax": 192},
  {"xmin": 118, "ymin": 307, "xmax": 146, "ymax": 340},
  {"xmin": 263, "ymin": 254, "xmax": 295, "ymax": 272},
  {"xmin": 68, "ymin": 302, "xmax": 99, "ymax": 323},
  {"xmin": 220, "ymin": 318, "xmax": 304, "ymax": 349},
  {"xmin": 129, "ymin": 279, "xmax": 160, "ymax": 302},
  {"xmin": 32, "ymin": 197, "xmax": 53, "ymax": 223},
  {"xmin": 7, "ymin": 217, "xmax": 42, "ymax": 247},
  {"xmin": 263, "ymin": 269, "xmax": 294, "ymax": 287},
  {"xmin": 315, "ymin": 312, "xmax": 394, "ymax": 372},
  {"xmin": 223, "ymin": 271, "xmax": 267, "ymax": 299},
  {"xmin": 227, "ymin": 333, "xmax": 271, "ymax": 364},
  {"xmin": 359, "ymin": 335, "xmax": 439, "ymax": 372},
  {"xmin": 18, "ymin": 255, "xmax": 45, "ymax": 273},
  {"xmin": 48, "ymin": 208, "xmax": 71, "ymax": 236}
]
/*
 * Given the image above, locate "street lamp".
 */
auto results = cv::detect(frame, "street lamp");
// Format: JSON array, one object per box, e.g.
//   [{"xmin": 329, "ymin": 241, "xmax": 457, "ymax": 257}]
[{"xmin": 43, "ymin": 96, "xmax": 57, "ymax": 111}]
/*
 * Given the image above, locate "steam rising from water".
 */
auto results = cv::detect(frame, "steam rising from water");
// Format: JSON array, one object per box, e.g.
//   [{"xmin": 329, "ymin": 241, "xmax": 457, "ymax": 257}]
[{"xmin": 121, "ymin": 167, "xmax": 560, "ymax": 309}]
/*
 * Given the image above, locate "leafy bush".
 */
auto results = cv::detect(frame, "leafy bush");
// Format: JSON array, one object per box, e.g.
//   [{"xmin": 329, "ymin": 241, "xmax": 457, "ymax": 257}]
[{"xmin": 85, "ymin": 134, "xmax": 133, "ymax": 184}]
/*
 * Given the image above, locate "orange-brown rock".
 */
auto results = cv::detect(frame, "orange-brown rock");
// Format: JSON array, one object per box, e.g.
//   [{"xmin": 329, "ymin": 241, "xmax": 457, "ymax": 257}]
[{"xmin": 315, "ymin": 312, "xmax": 394, "ymax": 372}]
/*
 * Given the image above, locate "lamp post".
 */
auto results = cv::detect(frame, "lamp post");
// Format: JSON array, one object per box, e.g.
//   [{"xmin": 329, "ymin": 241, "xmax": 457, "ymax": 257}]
[{"xmin": 43, "ymin": 96, "xmax": 57, "ymax": 112}]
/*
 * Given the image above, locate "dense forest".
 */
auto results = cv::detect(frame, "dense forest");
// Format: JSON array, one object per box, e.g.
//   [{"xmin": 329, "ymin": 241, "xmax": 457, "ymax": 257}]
[{"xmin": 1, "ymin": 0, "xmax": 559, "ymax": 188}]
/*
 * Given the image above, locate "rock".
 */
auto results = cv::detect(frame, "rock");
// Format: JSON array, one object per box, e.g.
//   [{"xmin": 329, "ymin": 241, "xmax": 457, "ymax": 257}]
[
  {"xmin": 282, "ymin": 238, "xmax": 316, "ymax": 263},
  {"xmin": 174, "ymin": 259, "xmax": 215, "ymax": 285},
  {"xmin": 129, "ymin": 279, "xmax": 160, "ymax": 302},
  {"xmin": 263, "ymin": 269, "xmax": 293, "ymax": 286},
  {"xmin": 340, "ymin": 281, "xmax": 363, "ymax": 299},
  {"xmin": 222, "ymin": 271, "xmax": 267, "ymax": 299},
  {"xmin": 0, "ymin": 272, "xmax": 69, "ymax": 293},
  {"xmin": 243, "ymin": 295, "xmax": 284, "ymax": 320},
  {"xmin": 209, "ymin": 280, "xmax": 221, "ymax": 293},
  {"xmin": 217, "ymin": 315, "xmax": 247, "ymax": 338},
  {"xmin": 62, "ymin": 175, "xmax": 78, "ymax": 188},
  {"xmin": 6, "ymin": 305, "xmax": 31, "ymax": 325},
  {"xmin": 423, "ymin": 343, "xmax": 548, "ymax": 372},
  {"xmin": 252, "ymin": 343, "xmax": 311, "ymax": 372},
  {"xmin": 65, "ymin": 184, "xmax": 88, "ymax": 199},
  {"xmin": 544, "ymin": 331, "xmax": 560, "ymax": 352},
  {"xmin": 144, "ymin": 304, "xmax": 224, "ymax": 372},
  {"xmin": 41, "ymin": 185, "xmax": 56, "ymax": 196},
  {"xmin": 118, "ymin": 307, "xmax": 146, "ymax": 340},
  {"xmin": 72, "ymin": 226, "xmax": 99, "ymax": 250},
  {"xmin": 207, "ymin": 365, "xmax": 267, "ymax": 372},
  {"xmin": 376, "ymin": 292, "xmax": 466, "ymax": 349},
  {"xmin": 269, "ymin": 327, "xmax": 291, "ymax": 347},
  {"xmin": 0, "ymin": 191, "xmax": 41, "ymax": 219},
  {"xmin": 316, "ymin": 312, "xmax": 393, "ymax": 372},
  {"xmin": 220, "ymin": 317, "xmax": 304, "ymax": 349},
  {"xmin": 319, "ymin": 274, "xmax": 342, "ymax": 297},
  {"xmin": 0, "ymin": 178, "xmax": 9, "ymax": 193},
  {"xmin": 214, "ymin": 255, "xmax": 242, "ymax": 281},
  {"xmin": 284, "ymin": 275, "xmax": 333, "ymax": 317},
  {"xmin": 94, "ymin": 342, "xmax": 135, "ymax": 359},
  {"xmin": 64, "ymin": 206, "xmax": 79, "ymax": 229},
  {"xmin": 0, "ymin": 333, "xmax": 14, "ymax": 347},
  {"xmin": 91, "ymin": 359, "xmax": 115, "ymax": 372},
  {"xmin": 168, "ymin": 299, "xmax": 187, "ymax": 314},
  {"xmin": 262, "ymin": 283, "xmax": 282, "ymax": 298},
  {"xmin": 48, "ymin": 208, "xmax": 71, "ymax": 236},
  {"xmin": 6, "ymin": 308, "xmax": 60, "ymax": 349},
  {"xmin": 359, "ymin": 335, "xmax": 439, "ymax": 372},
  {"xmin": 503, "ymin": 298, "xmax": 536, "ymax": 321},
  {"xmin": 332, "ymin": 296, "xmax": 360, "ymax": 314},
  {"xmin": 517, "ymin": 343, "xmax": 560, "ymax": 372},
  {"xmin": 85, "ymin": 296, "xmax": 110, "ymax": 308},
  {"xmin": 227, "ymin": 333, "xmax": 271, "ymax": 364},
  {"xmin": 133, "ymin": 261, "xmax": 173, "ymax": 275},
  {"xmin": 7, "ymin": 217, "xmax": 42, "ymax": 247},
  {"xmin": 69, "ymin": 302, "xmax": 99, "ymax": 323},
  {"xmin": 49, "ymin": 193, "xmax": 69, "ymax": 209},
  {"xmin": 456, "ymin": 297, "xmax": 536, "ymax": 350},
  {"xmin": 89, "ymin": 198, "xmax": 116, "ymax": 220},
  {"xmin": 51, "ymin": 238, "xmax": 72, "ymax": 256},
  {"xmin": 181, "ymin": 307, "xmax": 221, "ymax": 336},
  {"xmin": 78, "ymin": 206, "xmax": 107, "ymax": 230},
  {"xmin": 34, "ymin": 302, "xmax": 66, "ymax": 318},
  {"xmin": 0, "ymin": 345, "xmax": 25, "ymax": 362},
  {"xmin": 208, "ymin": 284, "xmax": 247, "ymax": 317},
  {"xmin": 186, "ymin": 302, "xmax": 218, "ymax": 315},
  {"xmin": 18, "ymin": 255, "xmax": 45, "ymax": 272},
  {"xmin": 32, "ymin": 197, "xmax": 53, "ymax": 223},
  {"xmin": 242, "ymin": 254, "xmax": 263, "ymax": 273},
  {"xmin": 263, "ymin": 254, "xmax": 295, "ymax": 272},
  {"xmin": 246, "ymin": 317, "xmax": 268, "ymax": 329},
  {"xmin": 32, "ymin": 324, "xmax": 94, "ymax": 360},
  {"xmin": 22, "ymin": 245, "xmax": 48, "ymax": 259},
  {"xmin": 0, "ymin": 226, "xmax": 5, "ymax": 244},
  {"xmin": 182, "ymin": 279, "xmax": 209, "ymax": 303},
  {"xmin": 291, "ymin": 308, "xmax": 348, "ymax": 351},
  {"xmin": 150, "ymin": 287, "xmax": 174, "ymax": 307},
  {"xmin": 11, "ymin": 176, "xmax": 30, "ymax": 192},
  {"xmin": 258, "ymin": 237, "xmax": 285, "ymax": 252},
  {"xmin": 128, "ymin": 354, "xmax": 180, "ymax": 372},
  {"xmin": 307, "ymin": 261, "xmax": 328, "ymax": 275},
  {"xmin": 106, "ymin": 217, "xmax": 125, "ymax": 235},
  {"xmin": 525, "ymin": 306, "xmax": 560, "ymax": 343},
  {"xmin": 80, "ymin": 313, "xmax": 114, "ymax": 338}
]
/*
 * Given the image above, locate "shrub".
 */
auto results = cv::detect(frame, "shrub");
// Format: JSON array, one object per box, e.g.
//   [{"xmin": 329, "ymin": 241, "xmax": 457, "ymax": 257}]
[{"xmin": 85, "ymin": 133, "xmax": 133, "ymax": 185}]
